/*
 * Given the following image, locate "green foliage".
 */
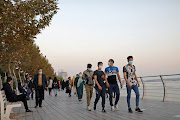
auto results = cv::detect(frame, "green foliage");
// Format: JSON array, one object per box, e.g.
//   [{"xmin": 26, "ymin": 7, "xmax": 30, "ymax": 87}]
[{"xmin": 56, "ymin": 76, "xmax": 63, "ymax": 81}]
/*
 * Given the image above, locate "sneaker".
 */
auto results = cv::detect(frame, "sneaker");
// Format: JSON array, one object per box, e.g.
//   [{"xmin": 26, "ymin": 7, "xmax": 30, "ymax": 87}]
[
  {"xmin": 135, "ymin": 108, "xmax": 143, "ymax": 113},
  {"xmin": 26, "ymin": 109, "xmax": 32, "ymax": 112},
  {"xmin": 35, "ymin": 106, "xmax": 37, "ymax": 108},
  {"xmin": 94, "ymin": 104, "xmax": 96, "ymax": 110},
  {"xmin": 102, "ymin": 108, "xmax": 106, "ymax": 113},
  {"xmin": 114, "ymin": 105, "xmax": 119, "ymax": 110},
  {"xmin": 111, "ymin": 106, "xmax": 115, "ymax": 111},
  {"xmin": 128, "ymin": 107, "xmax": 133, "ymax": 113},
  {"xmin": 87, "ymin": 106, "xmax": 91, "ymax": 111}
]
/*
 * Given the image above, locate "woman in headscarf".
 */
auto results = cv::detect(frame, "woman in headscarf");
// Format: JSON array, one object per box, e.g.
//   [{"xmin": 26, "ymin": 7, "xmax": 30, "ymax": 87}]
[{"xmin": 77, "ymin": 72, "xmax": 84, "ymax": 101}]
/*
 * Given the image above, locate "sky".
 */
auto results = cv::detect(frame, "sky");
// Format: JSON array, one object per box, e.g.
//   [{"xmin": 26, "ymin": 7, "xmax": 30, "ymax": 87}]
[{"xmin": 35, "ymin": 0, "xmax": 180, "ymax": 77}]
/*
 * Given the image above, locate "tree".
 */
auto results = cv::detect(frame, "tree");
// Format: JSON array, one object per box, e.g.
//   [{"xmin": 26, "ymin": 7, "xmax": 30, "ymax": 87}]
[{"xmin": 0, "ymin": 0, "xmax": 59, "ymax": 84}]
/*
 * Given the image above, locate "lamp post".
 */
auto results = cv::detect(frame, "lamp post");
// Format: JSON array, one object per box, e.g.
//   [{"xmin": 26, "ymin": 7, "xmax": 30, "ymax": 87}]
[{"xmin": 18, "ymin": 68, "xmax": 22, "ymax": 85}]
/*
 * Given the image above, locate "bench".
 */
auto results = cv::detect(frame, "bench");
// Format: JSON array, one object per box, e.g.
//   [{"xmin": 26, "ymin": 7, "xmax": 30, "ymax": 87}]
[{"xmin": 0, "ymin": 90, "xmax": 21, "ymax": 120}]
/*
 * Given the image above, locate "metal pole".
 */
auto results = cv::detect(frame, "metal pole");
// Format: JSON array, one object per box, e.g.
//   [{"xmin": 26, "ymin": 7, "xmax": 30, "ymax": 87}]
[
  {"xmin": 8, "ymin": 56, "xmax": 14, "ymax": 78},
  {"xmin": 13, "ymin": 63, "xmax": 19, "ymax": 95},
  {"xmin": 140, "ymin": 77, "xmax": 146, "ymax": 99},
  {"xmin": 5, "ymin": 72, "xmax": 7, "ymax": 82},
  {"xmin": 18, "ymin": 69, "xmax": 22, "ymax": 85},
  {"xmin": 160, "ymin": 75, "xmax": 167, "ymax": 102},
  {"xmin": 23, "ymin": 71, "xmax": 26, "ymax": 85}
]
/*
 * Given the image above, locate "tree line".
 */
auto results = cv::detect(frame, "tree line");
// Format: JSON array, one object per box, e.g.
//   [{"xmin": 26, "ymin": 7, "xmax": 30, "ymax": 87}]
[{"xmin": 0, "ymin": 0, "xmax": 59, "ymax": 84}]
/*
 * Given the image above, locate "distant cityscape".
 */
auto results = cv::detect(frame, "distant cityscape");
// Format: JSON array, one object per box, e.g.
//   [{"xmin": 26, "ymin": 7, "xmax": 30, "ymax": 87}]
[{"xmin": 58, "ymin": 70, "xmax": 68, "ymax": 80}]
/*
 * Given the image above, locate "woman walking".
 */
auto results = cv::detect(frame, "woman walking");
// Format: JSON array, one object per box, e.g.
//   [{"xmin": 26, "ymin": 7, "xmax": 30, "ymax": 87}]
[
  {"xmin": 77, "ymin": 72, "xmax": 84, "ymax": 101},
  {"xmin": 48, "ymin": 77, "xmax": 53, "ymax": 96},
  {"xmin": 53, "ymin": 77, "xmax": 59, "ymax": 96}
]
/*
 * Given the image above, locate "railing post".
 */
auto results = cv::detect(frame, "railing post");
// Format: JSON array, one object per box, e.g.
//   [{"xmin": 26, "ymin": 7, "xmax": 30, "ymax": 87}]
[
  {"xmin": 140, "ymin": 77, "xmax": 146, "ymax": 99},
  {"xmin": 160, "ymin": 75, "xmax": 167, "ymax": 102}
]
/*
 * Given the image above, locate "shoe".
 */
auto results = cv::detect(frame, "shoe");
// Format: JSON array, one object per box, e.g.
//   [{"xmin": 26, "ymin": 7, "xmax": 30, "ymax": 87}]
[
  {"xmin": 79, "ymin": 99, "xmax": 82, "ymax": 101},
  {"xmin": 102, "ymin": 108, "xmax": 106, "ymax": 113},
  {"xmin": 128, "ymin": 107, "xmax": 133, "ymax": 113},
  {"xmin": 114, "ymin": 105, "xmax": 119, "ymax": 110},
  {"xmin": 35, "ymin": 106, "xmax": 37, "ymax": 108},
  {"xmin": 87, "ymin": 106, "xmax": 91, "ymax": 111},
  {"xmin": 135, "ymin": 108, "xmax": 143, "ymax": 113},
  {"xmin": 111, "ymin": 106, "xmax": 115, "ymax": 111},
  {"xmin": 39, "ymin": 105, "xmax": 42, "ymax": 107},
  {"xmin": 94, "ymin": 104, "xmax": 96, "ymax": 110},
  {"xmin": 26, "ymin": 109, "xmax": 32, "ymax": 112}
]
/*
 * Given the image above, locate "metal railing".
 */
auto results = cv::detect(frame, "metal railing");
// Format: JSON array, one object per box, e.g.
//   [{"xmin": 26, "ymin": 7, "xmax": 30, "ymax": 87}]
[{"xmin": 120, "ymin": 74, "xmax": 180, "ymax": 102}]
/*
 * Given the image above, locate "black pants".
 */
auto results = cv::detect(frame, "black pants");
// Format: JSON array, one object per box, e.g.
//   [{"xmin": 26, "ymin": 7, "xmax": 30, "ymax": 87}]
[
  {"xmin": 69, "ymin": 89, "xmax": 71, "ymax": 96},
  {"xmin": 94, "ymin": 85, "xmax": 106, "ymax": 108},
  {"xmin": 49, "ymin": 88, "xmax": 52, "ymax": 95},
  {"xmin": 9, "ymin": 94, "xmax": 28, "ymax": 110},
  {"xmin": 35, "ymin": 86, "xmax": 44, "ymax": 106}
]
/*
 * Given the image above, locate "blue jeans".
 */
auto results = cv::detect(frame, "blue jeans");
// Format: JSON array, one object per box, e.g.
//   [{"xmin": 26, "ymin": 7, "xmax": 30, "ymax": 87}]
[
  {"xmin": 54, "ymin": 88, "xmax": 58, "ymax": 95},
  {"xmin": 26, "ymin": 88, "xmax": 30, "ymax": 99},
  {"xmin": 126, "ymin": 84, "xmax": 140, "ymax": 108},
  {"xmin": 94, "ymin": 85, "xmax": 106, "ymax": 108},
  {"xmin": 109, "ymin": 84, "xmax": 120, "ymax": 106}
]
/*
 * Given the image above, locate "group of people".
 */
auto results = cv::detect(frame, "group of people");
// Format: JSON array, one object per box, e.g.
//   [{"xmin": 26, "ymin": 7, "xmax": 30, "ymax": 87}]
[
  {"xmin": 2, "ymin": 56, "xmax": 143, "ymax": 114},
  {"xmin": 47, "ymin": 77, "xmax": 60, "ymax": 96},
  {"xmin": 69, "ymin": 56, "xmax": 143, "ymax": 113},
  {"xmin": 2, "ymin": 68, "xmax": 48, "ymax": 112}
]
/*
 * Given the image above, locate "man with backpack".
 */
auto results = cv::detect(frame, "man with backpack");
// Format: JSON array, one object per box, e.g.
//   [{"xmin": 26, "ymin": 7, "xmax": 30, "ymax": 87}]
[{"xmin": 83, "ymin": 64, "xmax": 94, "ymax": 111}]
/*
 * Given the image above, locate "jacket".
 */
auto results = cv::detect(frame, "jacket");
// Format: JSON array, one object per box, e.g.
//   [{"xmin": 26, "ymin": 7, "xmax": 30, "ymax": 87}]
[
  {"xmin": 82, "ymin": 69, "xmax": 94, "ymax": 86},
  {"xmin": 33, "ymin": 74, "xmax": 48, "ymax": 90},
  {"xmin": 2, "ymin": 82, "xmax": 17, "ymax": 101}
]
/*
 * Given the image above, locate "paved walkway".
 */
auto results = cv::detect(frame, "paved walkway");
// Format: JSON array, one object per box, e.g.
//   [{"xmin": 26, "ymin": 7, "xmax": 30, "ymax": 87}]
[{"xmin": 9, "ymin": 90, "xmax": 180, "ymax": 120}]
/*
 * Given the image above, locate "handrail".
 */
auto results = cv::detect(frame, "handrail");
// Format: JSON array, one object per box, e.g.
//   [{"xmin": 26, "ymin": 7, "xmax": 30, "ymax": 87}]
[{"xmin": 121, "ymin": 74, "xmax": 180, "ymax": 102}]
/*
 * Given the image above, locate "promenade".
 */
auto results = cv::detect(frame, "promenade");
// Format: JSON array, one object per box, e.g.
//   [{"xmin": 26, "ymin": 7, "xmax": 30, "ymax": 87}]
[{"xmin": 9, "ymin": 90, "xmax": 180, "ymax": 120}]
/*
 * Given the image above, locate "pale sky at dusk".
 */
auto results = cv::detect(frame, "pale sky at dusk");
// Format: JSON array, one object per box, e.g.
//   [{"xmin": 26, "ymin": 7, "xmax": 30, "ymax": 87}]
[{"xmin": 35, "ymin": 0, "xmax": 180, "ymax": 77}]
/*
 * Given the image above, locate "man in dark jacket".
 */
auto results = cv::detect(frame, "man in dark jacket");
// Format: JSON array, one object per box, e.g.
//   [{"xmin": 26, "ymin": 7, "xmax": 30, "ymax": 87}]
[
  {"xmin": 3, "ymin": 77, "xmax": 32, "ymax": 112},
  {"xmin": 33, "ymin": 68, "xmax": 48, "ymax": 108}
]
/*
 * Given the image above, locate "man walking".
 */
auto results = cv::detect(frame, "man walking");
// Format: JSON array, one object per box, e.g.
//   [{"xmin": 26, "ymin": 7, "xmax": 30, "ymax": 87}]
[
  {"xmin": 33, "ymin": 68, "xmax": 48, "ymax": 108},
  {"xmin": 123, "ymin": 56, "xmax": 143, "ymax": 113},
  {"xmin": 105, "ymin": 59, "xmax": 123, "ymax": 111},
  {"xmin": 83, "ymin": 64, "xmax": 94, "ymax": 111},
  {"xmin": 94, "ymin": 62, "xmax": 108, "ymax": 112}
]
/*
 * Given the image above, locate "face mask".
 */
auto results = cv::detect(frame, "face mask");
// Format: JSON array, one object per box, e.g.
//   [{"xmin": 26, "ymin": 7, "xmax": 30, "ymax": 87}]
[
  {"xmin": 79, "ymin": 75, "xmax": 82, "ymax": 77},
  {"xmin": 39, "ymin": 72, "xmax": 42, "ymax": 74},
  {"xmin": 129, "ymin": 61, "xmax": 133, "ymax": 65},
  {"xmin": 88, "ymin": 68, "xmax": 92, "ymax": 71},
  {"xmin": 108, "ymin": 62, "xmax": 111, "ymax": 66},
  {"xmin": 98, "ymin": 65, "xmax": 103, "ymax": 69}
]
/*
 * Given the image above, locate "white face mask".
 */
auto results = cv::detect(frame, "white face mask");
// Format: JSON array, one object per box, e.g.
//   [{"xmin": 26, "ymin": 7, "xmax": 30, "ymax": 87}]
[
  {"xmin": 79, "ymin": 74, "xmax": 82, "ymax": 77},
  {"xmin": 98, "ymin": 65, "xmax": 103, "ymax": 69}
]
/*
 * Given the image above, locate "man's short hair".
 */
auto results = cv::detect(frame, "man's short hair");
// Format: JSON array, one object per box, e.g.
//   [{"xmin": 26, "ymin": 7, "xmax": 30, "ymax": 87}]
[
  {"xmin": 87, "ymin": 64, "xmax": 92, "ymax": 68},
  {"xmin": 98, "ymin": 62, "xmax": 103, "ymax": 66},
  {"xmin": 38, "ymin": 68, "xmax": 42, "ymax": 70},
  {"xmin": 7, "ymin": 77, "xmax": 12, "ymax": 82},
  {"xmin": 109, "ymin": 59, "xmax": 114, "ymax": 63},
  {"xmin": 127, "ymin": 56, "xmax": 133, "ymax": 60}
]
